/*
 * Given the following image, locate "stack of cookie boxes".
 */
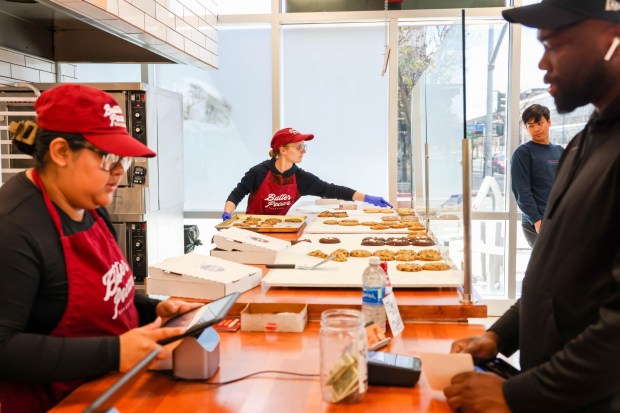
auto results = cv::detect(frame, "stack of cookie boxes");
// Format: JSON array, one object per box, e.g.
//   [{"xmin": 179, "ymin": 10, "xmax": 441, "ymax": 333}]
[{"xmin": 211, "ymin": 227, "xmax": 292, "ymax": 265}]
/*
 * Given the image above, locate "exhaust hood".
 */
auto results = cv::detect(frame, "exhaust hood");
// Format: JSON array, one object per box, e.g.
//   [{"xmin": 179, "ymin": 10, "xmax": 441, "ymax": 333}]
[{"xmin": 0, "ymin": 0, "xmax": 218, "ymax": 68}]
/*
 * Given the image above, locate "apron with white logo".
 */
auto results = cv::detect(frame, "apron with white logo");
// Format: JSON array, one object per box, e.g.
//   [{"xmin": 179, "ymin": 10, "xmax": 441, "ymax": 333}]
[
  {"xmin": 0, "ymin": 169, "xmax": 139, "ymax": 413},
  {"xmin": 246, "ymin": 170, "xmax": 300, "ymax": 215}
]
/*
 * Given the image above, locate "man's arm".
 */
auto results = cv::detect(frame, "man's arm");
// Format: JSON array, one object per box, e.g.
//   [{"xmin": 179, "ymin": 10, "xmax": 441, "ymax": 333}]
[
  {"xmin": 488, "ymin": 299, "xmax": 520, "ymax": 357},
  {"xmin": 503, "ymin": 253, "xmax": 620, "ymax": 412}
]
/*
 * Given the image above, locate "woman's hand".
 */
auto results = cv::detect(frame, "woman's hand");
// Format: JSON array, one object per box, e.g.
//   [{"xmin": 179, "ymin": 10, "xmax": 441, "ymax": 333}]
[
  {"xmin": 363, "ymin": 195, "xmax": 393, "ymax": 208},
  {"xmin": 156, "ymin": 299, "xmax": 203, "ymax": 325},
  {"xmin": 450, "ymin": 331, "xmax": 500, "ymax": 361},
  {"xmin": 118, "ymin": 317, "xmax": 185, "ymax": 372}
]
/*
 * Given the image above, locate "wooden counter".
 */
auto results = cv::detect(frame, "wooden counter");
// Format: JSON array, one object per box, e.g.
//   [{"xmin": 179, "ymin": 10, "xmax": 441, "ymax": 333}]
[
  {"xmin": 230, "ymin": 285, "xmax": 486, "ymax": 321},
  {"xmin": 51, "ymin": 321, "xmax": 487, "ymax": 413}
]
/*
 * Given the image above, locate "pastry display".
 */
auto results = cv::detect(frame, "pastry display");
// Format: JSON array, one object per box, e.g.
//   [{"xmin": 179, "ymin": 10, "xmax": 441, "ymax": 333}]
[
  {"xmin": 396, "ymin": 263, "xmax": 423, "ymax": 272},
  {"xmin": 319, "ymin": 211, "xmax": 350, "ymax": 218},
  {"xmin": 350, "ymin": 249, "xmax": 372, "ymax": 257},
  {"xmin": 216, "ymin": 213, "xmax": 306, "ymax": 233},
  {"xmin": 372, "ymin": 249, "xmax": 396, "ymax": 261},
  {"xmin": 409, "ymin": 236, "xmax": 435, "ymax": 246},
  {"xmin": 394, "ymin": 251, "xmax": 417, "ymax": 261},
  {"xmin": 395, "ymin": 208, "xmax": 416, "ymax": 216},
  {"xmin": 407, "ymin": 231, "xmax": 428, "ymax": 238},
  {"xmin": 363, "ymin": 208, "xmax": 393, "ymax": 213},
  {"xmin": 385, "ymin": 237, "xmax": 410, "ymax": 246},
  {"xmin": 319, "ymin": 237, "xmax": 341, "ymax": 244},
  {"xmin": 308, "ymin": 250, "xmax": 329, "ymax": 258},
  {"xmin": 422, "ymin": 262, "xmax": 451, "ymax": 271},
  {"xmin": 361, "ymin": 237, "xmax": 386, "ymax": 246},
  {"xmin": 332, "ymin": 248, "xmax": 350, "ymax": 262},
  {"xmin": 417, "ymin": 249, "xmax": 443, "ymax": 261}
]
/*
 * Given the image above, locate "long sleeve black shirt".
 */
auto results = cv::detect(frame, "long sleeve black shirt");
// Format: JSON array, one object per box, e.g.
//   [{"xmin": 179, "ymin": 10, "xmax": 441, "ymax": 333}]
[
  {"xmin": 0, "ymin": 173, "xmax": 159, "ymax": 384},
  {"xmin": 226, "ymin": 159, "xmax": 357, "ymax": 207},
  {"xmin": 490, "ymin": 96, "xmax": 620, "ymax": 413}
]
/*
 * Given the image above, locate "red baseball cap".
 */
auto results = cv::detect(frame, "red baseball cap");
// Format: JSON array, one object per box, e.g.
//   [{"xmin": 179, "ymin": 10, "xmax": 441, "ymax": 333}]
[
  {"xmin": 34, "ymin": 84, "xmax": 156, "ymax": 157},
  {"xmin": 270, "ymin": 127, "xmax": 314, "ymax": 150}
]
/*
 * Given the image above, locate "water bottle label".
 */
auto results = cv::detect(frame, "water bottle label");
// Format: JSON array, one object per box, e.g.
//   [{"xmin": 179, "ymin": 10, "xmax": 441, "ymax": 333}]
[{"xmin": 362, "ymin": 287, "xmax": 384, "ymax": 305}]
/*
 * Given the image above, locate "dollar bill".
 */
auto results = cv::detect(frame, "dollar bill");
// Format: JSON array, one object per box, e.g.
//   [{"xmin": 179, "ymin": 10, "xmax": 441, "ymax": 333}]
[{"xmin": 326, "ymin": 351, "xmax": 360, "ymax": 403}]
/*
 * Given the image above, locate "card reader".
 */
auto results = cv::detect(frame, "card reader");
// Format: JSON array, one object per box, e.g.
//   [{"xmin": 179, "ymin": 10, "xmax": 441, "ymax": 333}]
[{"xmin": 367, "ymin": 350, "xmax": 422, "ymax": 387}]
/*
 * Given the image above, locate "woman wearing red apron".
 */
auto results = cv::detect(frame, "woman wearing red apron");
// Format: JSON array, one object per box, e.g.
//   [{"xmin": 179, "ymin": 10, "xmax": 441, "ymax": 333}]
[
  {"xmin": 222, "ymin": 128, "xmax": 392, "ymax": 219},
  {"xmin": 0, "ymin": 84, "xmax": 195, "ymax": 412}
]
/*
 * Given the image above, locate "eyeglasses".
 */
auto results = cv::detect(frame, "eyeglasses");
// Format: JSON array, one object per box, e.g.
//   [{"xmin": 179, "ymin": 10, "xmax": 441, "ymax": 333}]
[
  {"xmin": 76, "ymin": 143, "xmax": 133, "ymax": 172},
  {"xmin": 287, "ymin": 143, "xmax": 307, "ymax": 152}
]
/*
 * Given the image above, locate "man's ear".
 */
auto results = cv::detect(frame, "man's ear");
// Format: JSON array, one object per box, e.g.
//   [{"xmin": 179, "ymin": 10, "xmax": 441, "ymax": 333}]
[{"xmin": 47, "ymin": 137, "xmax": 72, "ymax": 168}]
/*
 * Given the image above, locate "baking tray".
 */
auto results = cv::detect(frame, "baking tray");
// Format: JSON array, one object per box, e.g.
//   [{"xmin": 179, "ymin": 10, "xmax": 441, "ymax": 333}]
[
  {"xmin": 261, "ymin": 233, "xmax": 460, "ymax": 289},
  {"xmin": 303, "ymin": 217, "xmax": 416, "ymax": 234},
  {"xmin": 215, "ymin": 214, "xmax": 307, "ymax": 233}
]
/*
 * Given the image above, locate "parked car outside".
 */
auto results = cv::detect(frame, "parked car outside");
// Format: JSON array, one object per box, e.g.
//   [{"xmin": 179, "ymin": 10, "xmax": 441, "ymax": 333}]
[{"xmin": 492, "ymin": 153, "xmax": 506, "ymax": 174}]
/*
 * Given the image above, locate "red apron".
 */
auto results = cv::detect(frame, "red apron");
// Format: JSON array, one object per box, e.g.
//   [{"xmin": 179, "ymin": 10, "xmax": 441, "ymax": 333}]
[
  {"xmin": 246, "ymin": 170, "xmax": 301, "ymax": 215},
  {"xmin": 0, "ymin": 169, "xmax": 139, "ymax": 413}
]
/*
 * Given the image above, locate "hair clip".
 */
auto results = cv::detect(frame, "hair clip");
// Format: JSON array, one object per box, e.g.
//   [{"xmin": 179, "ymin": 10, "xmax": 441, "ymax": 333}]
[{"xmin": 8, "ymin": 120, "xmax": 38, "ymax": 146}]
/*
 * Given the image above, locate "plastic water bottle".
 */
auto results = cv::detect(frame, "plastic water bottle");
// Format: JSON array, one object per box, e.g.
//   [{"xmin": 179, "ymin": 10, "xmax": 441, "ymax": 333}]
[{"xmin": 362, "ymin": 256, "xmax": 387, "ymax": 332}]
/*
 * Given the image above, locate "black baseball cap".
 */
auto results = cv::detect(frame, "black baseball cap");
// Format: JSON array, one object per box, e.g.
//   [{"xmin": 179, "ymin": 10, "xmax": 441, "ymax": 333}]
[{"xmin": 502, "ymin": 0, "xmax": 620, "ymax": 30}]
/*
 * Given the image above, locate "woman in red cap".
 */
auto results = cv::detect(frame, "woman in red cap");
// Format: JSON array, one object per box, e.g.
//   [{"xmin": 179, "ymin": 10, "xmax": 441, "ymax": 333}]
[
  {"xmin": 0, "ymin": 84, "xmax": 198, "ymax": 412},
  {"xmin": 222, "ymin": 127, "xmax": 391, "ymax": 219}
]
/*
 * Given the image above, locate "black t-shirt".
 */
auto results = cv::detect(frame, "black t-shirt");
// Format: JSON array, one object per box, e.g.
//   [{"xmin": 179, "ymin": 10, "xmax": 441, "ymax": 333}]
[{"xmin": 0, "ymin": 172, "xmax": 158, "ymax": 383}]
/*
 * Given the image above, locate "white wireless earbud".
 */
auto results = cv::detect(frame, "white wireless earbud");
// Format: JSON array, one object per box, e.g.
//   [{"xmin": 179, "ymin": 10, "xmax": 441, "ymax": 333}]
[{"xmin": 604, "ymin": 36, "xmax": 620, "ymax": 61}]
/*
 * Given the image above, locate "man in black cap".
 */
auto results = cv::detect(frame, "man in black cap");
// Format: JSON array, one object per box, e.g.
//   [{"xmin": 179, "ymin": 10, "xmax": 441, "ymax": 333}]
[{"xmin": 444, "ymin": 1, "xmax": 620, "ymax": 412}]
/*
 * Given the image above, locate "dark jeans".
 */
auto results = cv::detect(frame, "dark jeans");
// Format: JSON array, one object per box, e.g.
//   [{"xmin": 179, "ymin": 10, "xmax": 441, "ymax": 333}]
[{"xmin": 522, "ymin": 221, "xmax": 538, "ymax": 248}]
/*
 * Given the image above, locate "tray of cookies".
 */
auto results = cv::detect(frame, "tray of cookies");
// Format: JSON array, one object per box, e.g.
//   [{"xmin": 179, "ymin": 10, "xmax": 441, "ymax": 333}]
[
  {"xmin": 260, "ymin": 233, "xmax": 462, "ymax": 288},
  {"xmin": 262, "ymin": 250, "xmax": 460, "ymax": 289},
  {"xmin": 215, "ymin": 214, "xmax": 307, "ymax": 233},
  {"xmin": 304, "ymin": 214, "xmax": 426, "ymax": 234}
]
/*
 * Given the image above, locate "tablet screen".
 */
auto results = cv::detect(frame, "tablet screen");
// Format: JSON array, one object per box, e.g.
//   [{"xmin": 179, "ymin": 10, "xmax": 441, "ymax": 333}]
[{"xmin": 158, "ymin": 291, "xmax": 240, "ymax": 345}]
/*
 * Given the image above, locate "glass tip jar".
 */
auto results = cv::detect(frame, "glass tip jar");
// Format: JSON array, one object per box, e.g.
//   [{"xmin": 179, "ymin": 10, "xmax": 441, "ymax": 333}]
[{"xmin": 319, "ymin": 309, "xmax": 368, "ymax": 404}]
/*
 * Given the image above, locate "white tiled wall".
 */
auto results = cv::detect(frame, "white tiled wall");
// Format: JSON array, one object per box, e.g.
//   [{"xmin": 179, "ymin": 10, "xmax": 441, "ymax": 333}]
[
  {"xmin": 48, "ymin": 0, "xmax": 218, "ymax": 69},
  {"xmin": 0, "ymin": 47, "xmax": 77, "ymax": 84}
]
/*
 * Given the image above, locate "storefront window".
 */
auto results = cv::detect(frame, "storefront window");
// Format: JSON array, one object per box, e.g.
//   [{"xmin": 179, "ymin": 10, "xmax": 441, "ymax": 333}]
[
  {"xmin": 281, "ymin": 23, "xmax": 389, "ymax": 200},
  {"xmin": 155, "ymin": 26, "xmax": 272, "ymax": 211}
]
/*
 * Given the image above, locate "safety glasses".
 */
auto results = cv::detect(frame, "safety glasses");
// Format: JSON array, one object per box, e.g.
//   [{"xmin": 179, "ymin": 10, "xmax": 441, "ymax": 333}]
[
  {"xmin": 287, "ymin": 142, "xmax": 307, "ymax": 152},
  {"xmin": 75, "ymin": 143, "xmax": 133, "ymax": 172}
]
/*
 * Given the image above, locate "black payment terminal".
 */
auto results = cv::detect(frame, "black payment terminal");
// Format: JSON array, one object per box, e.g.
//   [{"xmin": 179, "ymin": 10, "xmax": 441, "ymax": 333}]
[{"xmin": 367, "ymin": 350, "xmax": 422, "ymax": 387}]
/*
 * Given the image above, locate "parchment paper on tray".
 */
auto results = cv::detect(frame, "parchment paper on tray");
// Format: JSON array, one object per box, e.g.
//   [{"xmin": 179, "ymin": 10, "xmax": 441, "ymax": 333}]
[{"xmin": 215, "ymin": 213, "xmax": 306, "ymax": 233}]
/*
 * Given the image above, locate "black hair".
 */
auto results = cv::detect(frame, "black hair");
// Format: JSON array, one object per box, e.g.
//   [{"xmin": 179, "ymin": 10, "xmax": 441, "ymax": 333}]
[
  {"xmin": 521, "ymin": 104, "xmax": 550, "ymax": 124},
  {"xmin": 12, "ymin": 128, "xmax": 88, "ymax": 169}
]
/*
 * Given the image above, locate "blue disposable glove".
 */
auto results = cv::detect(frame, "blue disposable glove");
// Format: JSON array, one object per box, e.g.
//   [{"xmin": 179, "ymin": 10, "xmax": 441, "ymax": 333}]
[
  {"xmin": 222, "ymin": 212, "xmax": 232, "ymax": 221},
  {"xmin": 363, "ymin": 195, "xmax": 393, "ymax": 208}
]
